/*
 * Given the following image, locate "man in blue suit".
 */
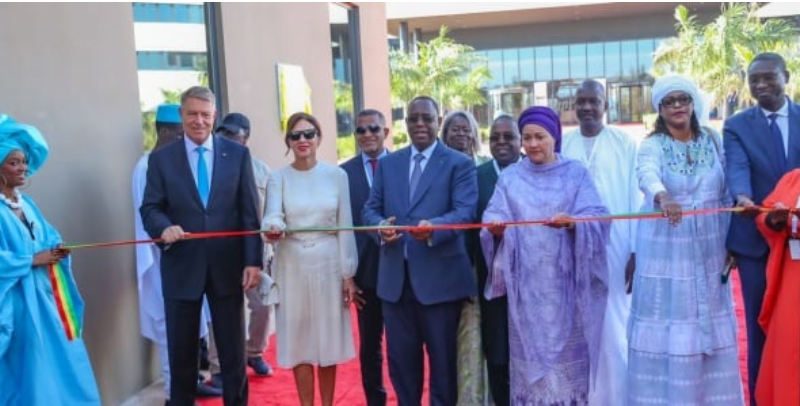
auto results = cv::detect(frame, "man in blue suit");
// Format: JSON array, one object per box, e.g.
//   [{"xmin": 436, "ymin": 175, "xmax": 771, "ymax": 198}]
[
  {"xmin": 341, "ymin": 108, "xmax": 390, "ymax": 406},
  {"xmin": 141, "ymin": 86, "xmax": 263, "ymax": 406},
  {"xmin": 363, "ymin": 96, "xmax": 478, "ymax": 405},
  {"xmin": 724, "ymin": 52, "xmax": 800, "ymax": 406}
]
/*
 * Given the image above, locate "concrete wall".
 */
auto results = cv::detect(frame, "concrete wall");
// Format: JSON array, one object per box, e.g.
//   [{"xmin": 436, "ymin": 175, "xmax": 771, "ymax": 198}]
[
  {"xmin": 216, "ymin": 2, "xmax": 338, "ymax": 169},
  {"xmin": 0, "ymin": 3, "xmax": 152, "ymax": 404},
  {"xmin": 216, "ymin": 2, "xmax": 392, "ymax": 168},
  {"xmin": 358, "ymin": 3, "xmax": 393, "ymax": 125}
]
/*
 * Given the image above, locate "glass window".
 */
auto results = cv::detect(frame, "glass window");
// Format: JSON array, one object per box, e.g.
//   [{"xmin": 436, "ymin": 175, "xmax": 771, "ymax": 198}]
[
  {"xmin": 503, "ymin": 48, "xmax": 519, "ymax": 87},
  {"xmin": 605, "ymin": 42, "xmax": 621, "ymax": 78},
  {"xmin": 638, "ymin": 39, "xmax": 655, "ymax": 76},
  {"xmin": 587, "ymin": 43, "xmax": 604, "ymax": 78},
  {"xmin": 329, "ymin": 4, "xmax": 363, "ymax": 140},
  {"xmin": 486, "ymin": 50, "xmax": 503, "ymax": 89},
  {"xmin": 156, "ymin": 4, "xmax": 170, "ymax": 22},
  {"xmin": 535, "ymin": 46, "xmax": 552, "ymax": 81},
  {"xmin": 189, "ymin": 5, "xmax": 204, "ymax": 24},
  {"xmin": 569, "ymin": 44, "xmax": 587, "ymax": 80},
  {"xmin": 519, "ymin": 47, "xmax": 535, "ymax": 83},
  {"xmin": 621, "ymin": 40, "xmax": 637, "ymax": 78},
  {"xmin": 175, "ymin": 5, "xmax": 189, "ymax": 22},
  {"xmin": 133, "ymin": 3, "xmax": 205, "ymax": 23},
  {"xmin": 551, "ymin": 45, "xmax": 569, "ymax": 80},
  {"xmin": 179, "ymin": 53, "xmax": 194, "ymax": 68}
]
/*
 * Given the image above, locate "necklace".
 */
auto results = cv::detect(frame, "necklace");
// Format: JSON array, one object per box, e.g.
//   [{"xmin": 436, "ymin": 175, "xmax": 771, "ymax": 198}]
[{"xmin": 0, "ymin": 189, "xmax": 22, "ymax": 210}]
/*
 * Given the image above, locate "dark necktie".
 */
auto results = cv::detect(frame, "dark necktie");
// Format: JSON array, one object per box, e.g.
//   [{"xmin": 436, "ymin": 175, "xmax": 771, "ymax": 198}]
[
  {"xmin": 368, "ymin": 158, "xmax": 377, "ymax": 176},
  {"xmin": 409, "ymin": 153, "xmax": 425, "ymax": 202},
  {"xmin": 769, "ymin": 113, "xmax": 787, "ymax": 171}
]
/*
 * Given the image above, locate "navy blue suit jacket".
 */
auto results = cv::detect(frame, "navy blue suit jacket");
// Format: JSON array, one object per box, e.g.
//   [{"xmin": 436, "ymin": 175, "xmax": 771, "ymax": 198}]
[
  {"xmin": 724, "ymin": 100, "xmax": 800, "ymax": 258},
  {"xmin": 341, "ymin": 154, "xmax": 383, "ymax": 290},
  {"xmin": 140, "ymin": 135, "xmax": 263, "ymax": 300},
  {"xmin": 362, "ymin": 142, "xmax": 478, "ymax": 305}
]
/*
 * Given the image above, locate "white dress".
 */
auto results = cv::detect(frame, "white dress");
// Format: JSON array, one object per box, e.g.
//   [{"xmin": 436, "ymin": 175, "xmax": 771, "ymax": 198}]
[{"xmin": 263, "ymin": 162, "xmax": 358, "ymax": 368}]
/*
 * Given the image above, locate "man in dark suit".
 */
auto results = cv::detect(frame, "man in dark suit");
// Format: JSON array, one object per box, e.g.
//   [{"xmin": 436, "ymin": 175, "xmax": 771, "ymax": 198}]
[
  {"xmin": 341, "ymin": 108, "xmax": 390, "ymax": 406},
  {"xmin": 724, "ymin": 52, "xmax": 800, "ymax": 405},
  {"xmin": 362, "ymin": 96, "xmax": 478, "ymax": 406},
  {"xmin": 471, "ymin": 114, "xmax": 521, "ymax": 406},
  {"xmin": 141, "ymin": 86, "xmax": 263, "ymax": 406}
]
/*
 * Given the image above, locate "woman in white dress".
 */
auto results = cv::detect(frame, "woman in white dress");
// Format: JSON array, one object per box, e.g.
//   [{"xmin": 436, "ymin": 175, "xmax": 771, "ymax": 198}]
[
  {"xmin": 628, "ymin": 75, "xmax": 743, "ymax": 405},
  {"xmin": 262, "ymin": 112, "xmax": 359, "ymax": 406}
]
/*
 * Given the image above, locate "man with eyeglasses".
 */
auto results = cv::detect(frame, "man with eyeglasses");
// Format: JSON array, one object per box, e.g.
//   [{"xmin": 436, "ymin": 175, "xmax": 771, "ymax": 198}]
[
  {"xmin": 205, "ymin": 112, "xmax": 275, "ymax": 387},
  {"xmin": 561, "ymin": 79, "xmax": 642, "ymax": 405},
  {"xmin": 363, "ymin": 96, "xmax": 478, "ymax": 406},
  {"xmin": 340, "ymin": 109, "xmax": 390, "ymax": 406},
  {"xmin": 724, "ymin": 52, "xmax": 800, "ymax": 406}
]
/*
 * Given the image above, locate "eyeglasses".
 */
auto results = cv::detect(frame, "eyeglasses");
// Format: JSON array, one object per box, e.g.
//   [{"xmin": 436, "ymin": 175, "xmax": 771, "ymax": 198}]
[
  {"xmin": 660, "ymin": 94, "xmax": 693, "ymax": 109},
  {"xmin": 405, "ymin": 114, "xmax": 436, "ymax": 124},
  {"xmin": 288, "ymin": 129, "xmax": 318, "ymax": 141},
  {"xmin": 355, "ymin": 124, "xmax": 382, "ymax": 135}
]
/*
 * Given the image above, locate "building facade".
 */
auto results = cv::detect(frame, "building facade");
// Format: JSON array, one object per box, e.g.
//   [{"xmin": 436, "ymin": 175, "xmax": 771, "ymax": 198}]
[{"xmin": 387, "ymin": 2, "xmax": 721, "ymax": 126}]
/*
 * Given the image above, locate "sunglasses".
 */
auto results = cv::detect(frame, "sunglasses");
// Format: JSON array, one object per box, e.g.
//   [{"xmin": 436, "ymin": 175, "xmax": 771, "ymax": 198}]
[
  {"xmin": 660, "ymin": 94, "xmax": 693, "ymax": 109},
  {"xmin": 288, "ymin": 129, "xmax": 318, "ymax": 141},
  {"xmin": 355, "ymin": 124, "xmax": 383, "ymax": 135},
  {"xmin": 405, "ymin": 114, "xmax": 436, "ymax": 124}
]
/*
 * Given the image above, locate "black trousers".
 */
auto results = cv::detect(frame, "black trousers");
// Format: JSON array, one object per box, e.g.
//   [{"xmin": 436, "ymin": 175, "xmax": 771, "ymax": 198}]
[
  {"xmin": 357, "ymin": 288, "xmax": 387, "ymax": 406},
  {"xmin": 165, "ymin": 292, "xmax": 247, "ymax": 406},
  {"xmin": 383, "ymin": 273, "xmax": 462, "ymax": 406}
]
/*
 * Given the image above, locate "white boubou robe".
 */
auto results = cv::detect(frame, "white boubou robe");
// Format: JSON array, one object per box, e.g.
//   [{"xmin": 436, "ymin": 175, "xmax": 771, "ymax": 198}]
[{"xmin": 562, "ymin": 126, "xmax": 643, "ymax": 406}]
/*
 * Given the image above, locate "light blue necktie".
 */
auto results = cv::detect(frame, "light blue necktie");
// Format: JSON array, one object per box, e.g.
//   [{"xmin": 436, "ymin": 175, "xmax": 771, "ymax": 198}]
[
  {"xmin": 196, "ymin": 146, "xmax": 210, "ymax": 207},
  {"xmin": 769, "ymin": 113, "xmax": 787, "ymax": 172}
]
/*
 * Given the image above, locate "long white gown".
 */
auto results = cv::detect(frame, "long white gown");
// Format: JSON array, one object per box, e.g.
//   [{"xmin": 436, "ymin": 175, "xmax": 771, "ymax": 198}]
[
  {"xmin": 562, "ymin": 126, "xmax": 642, "ymax": 405},
  {"xmin": 263, "ymin": 162, "xmax": 357, "ymax": 368}
]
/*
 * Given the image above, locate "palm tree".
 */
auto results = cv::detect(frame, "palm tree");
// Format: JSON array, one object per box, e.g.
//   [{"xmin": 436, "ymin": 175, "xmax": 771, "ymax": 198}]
[
  {"xmin": 390, "ymin": 26, "xmax": 491, "ymax": 114},
  {"xmin": 653, "ymin": 3, "xmax": 800, "ymax": 118}
]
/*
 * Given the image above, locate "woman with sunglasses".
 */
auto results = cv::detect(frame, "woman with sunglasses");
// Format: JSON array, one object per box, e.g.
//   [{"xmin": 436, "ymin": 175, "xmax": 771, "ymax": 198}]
[
  {"xmin": 262, "ymin": 112, "xmax": 359, "ymax": 406},
  {"xmin": 627, "ymin": 75, "xmax": 744, "ymax": 405}
]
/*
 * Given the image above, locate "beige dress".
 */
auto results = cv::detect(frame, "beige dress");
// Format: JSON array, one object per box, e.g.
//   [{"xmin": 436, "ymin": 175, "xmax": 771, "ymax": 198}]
[{"xmin": 263, "ymin": 162, "xmax": 357, "ymax": 368}]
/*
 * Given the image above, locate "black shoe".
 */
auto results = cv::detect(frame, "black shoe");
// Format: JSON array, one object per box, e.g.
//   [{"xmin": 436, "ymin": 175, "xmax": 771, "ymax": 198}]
[
  {"xmin": 209, "ymin": 372, "xmax": 224, "ymax": 390},
  {"xmin": 196, "ymin": 377, "xmax": 223, "ymax": 397},
  {"xmin": 247, "ymin": 356, "xmax": 274, "ymax": 376}
]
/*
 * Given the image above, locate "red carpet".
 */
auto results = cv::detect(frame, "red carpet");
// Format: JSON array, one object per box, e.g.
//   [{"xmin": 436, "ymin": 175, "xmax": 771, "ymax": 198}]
[
  {"xmin": 198, "ymin": 308, "xmax": 428, "ymax": 406},
  {"xmin": 200, "ymin": 271, "xmax": 750, "ymax": 405}
]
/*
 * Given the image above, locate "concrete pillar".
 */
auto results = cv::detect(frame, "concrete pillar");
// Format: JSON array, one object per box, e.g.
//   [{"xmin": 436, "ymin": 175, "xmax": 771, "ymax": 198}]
[{"xmin": 0, "ymin": 3, "xmax": 152, "ymax": 404}]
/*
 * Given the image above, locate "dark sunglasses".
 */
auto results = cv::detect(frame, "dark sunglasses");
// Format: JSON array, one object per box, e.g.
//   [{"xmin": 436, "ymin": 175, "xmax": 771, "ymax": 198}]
[
  {"xmin": 288, "ymin": 129, "xmax": 318, "ymax": 141},
  {"xmin": 405, "ymin": 114, "xmax": 436, "ymax": 124},
  {"xmin": 355, "ymin": 124, "xmax": 383, "ymax": 135},
  {"xmin": 660, "ymin": 94, "xmax": 693, "ymax": 109}
]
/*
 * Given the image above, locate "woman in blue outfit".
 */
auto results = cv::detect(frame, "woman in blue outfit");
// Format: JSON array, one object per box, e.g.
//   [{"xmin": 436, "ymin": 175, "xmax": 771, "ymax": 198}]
[{"xmin": 0, "ymin": 114, "xmax": 100, "ymax": 405}]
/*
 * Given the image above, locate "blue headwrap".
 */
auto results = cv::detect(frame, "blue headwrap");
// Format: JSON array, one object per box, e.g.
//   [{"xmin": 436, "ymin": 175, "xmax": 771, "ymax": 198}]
[
  {"xmin": 0, "ymin": 114, "xmax": 50, "ymax": 176},
  {"xmin": 155, "ymin": 104, "xmax": 181, "ymax": 124},
  {"xmin": 518, "ymin": 106, "xmax": 562, "ymax": 152}
]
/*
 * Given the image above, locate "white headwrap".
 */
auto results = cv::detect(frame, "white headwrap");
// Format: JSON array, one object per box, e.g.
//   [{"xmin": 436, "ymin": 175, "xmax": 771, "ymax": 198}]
[{"xmin": 651, "ymin": 74, "xmax": 703, "ymax": 121}]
